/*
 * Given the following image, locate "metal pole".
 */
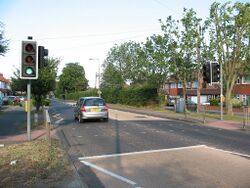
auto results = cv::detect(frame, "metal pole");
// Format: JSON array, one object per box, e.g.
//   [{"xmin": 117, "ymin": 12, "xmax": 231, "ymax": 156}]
[
  {"xmin": 98, "ymin": 59, "xmax": 100, "ymax": 89},
  {"xmin": 220, "ymin": 61, "xmax": 223, "ymax": 120},
  {"xmin": 27, "ymin": 80, "xmax": 31, "ymax": 141}
]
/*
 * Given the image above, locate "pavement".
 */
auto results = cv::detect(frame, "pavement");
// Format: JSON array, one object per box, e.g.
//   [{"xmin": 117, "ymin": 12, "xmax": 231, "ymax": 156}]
[{"xmin": 107, "ymin": 104, "xmax": 248, "ymax": 131}]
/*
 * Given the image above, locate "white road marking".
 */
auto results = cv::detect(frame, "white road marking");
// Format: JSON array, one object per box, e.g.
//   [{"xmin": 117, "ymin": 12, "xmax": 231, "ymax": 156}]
[
  {"xmin": 0, "ymin": 144, "xmax": 4, "ymax": 147},
  {"xmin": 78, "ymin": 145, "xmax": 206, "ymax": 160},
  {"xmin": 52, "ymin": 113, "xmax": 61, "ymax": 118},
  {"xmin": 205, "ymin": 146, "xmax": 250, "ymax": 158},
  {"xmin": 81, "ymin": 160, "xmax": 137, "ymax": 186},
  {"xmin": 55, "ymin": 118, "xmax": 64, "ymax": 124}
]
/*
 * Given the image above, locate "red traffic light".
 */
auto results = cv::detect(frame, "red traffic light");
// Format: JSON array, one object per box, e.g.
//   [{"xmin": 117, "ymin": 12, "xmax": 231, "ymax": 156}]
[{"xmin": 25, "ymin": 43, "xmax": 35, "ymax": 53}]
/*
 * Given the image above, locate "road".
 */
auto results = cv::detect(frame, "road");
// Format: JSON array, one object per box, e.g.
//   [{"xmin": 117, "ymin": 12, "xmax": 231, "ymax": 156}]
[{"xmin": 50, "ymin": 99, "xmax": 250, "ymax": 188}]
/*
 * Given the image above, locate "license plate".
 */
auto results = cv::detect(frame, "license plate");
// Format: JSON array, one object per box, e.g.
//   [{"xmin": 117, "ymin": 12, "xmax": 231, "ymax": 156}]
[{"xmin": 90, "ymin": 108, "xmax": 101, "ymax": 112}]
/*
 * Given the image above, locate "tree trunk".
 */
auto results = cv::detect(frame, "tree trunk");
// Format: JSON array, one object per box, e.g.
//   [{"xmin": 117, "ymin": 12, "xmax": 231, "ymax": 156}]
[{"xmin": 225, "ymin": 78, "xmax": 235, "ymax": 115}]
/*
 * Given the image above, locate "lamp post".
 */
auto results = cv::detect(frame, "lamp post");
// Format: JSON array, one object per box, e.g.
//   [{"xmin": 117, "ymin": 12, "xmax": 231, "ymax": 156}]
[{"xmin": 89, "ymin": 58, "xmax": 101, "ymax": 97}]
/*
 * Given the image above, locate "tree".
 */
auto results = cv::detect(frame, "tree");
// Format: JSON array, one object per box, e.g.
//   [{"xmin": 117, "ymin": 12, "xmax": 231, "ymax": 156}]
[
  {"xmin": 160, "ymin": 9, "xmax": 202, "ymax": 113},
  {"xmin": 101, "ymin": 61, "xmax": 124, "ymax": 89},
  {"xmin": 58, "ymin": 62, "xmax": 88, "ymax": 94},
  {"xmin": 32, "ymin": 58, "xmax": 59, "ymax": 110},
  {"xmin": 0, "ymin": 22, "xmax": 9, "ymax": 56},
  {"xmin": 11, "ymin": 58, "xmax": 60, "ymax": 111},
  {"xmin": 209, "ymin": 2, "xmax": 250, "ymax": 115},
  {"xmin": 103, "ymin": 42, "xmax": 148, "ymax": 86},
  {"xmin": 144, "ymin": 33, "xmax": 173, "ymax": 88}
]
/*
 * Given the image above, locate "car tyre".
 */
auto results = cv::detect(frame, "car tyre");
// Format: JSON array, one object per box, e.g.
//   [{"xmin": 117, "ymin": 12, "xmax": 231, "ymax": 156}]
[
  {"xmin": 103, "ymin": 118, "xmax": 109, "ymax": 122},
  {"xmin": 78, "ymin": 115, "xmax": 84, "ymax": 123}
]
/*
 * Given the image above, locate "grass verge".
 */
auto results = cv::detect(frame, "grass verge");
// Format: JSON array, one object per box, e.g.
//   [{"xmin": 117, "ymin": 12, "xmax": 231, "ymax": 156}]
[{"xmin": 0, "ymin": 139, "xmax": 71, "ymax": 187}]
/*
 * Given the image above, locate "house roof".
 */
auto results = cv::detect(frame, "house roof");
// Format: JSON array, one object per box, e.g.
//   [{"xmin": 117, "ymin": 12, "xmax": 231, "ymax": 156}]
[{"xmin": 0, "ymin": 73, "xmax": 11, "ymax": 84}]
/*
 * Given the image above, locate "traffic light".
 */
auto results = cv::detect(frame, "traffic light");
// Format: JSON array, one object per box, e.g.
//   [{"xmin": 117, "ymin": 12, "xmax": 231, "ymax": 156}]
[
  {"xmin": 38, "ymin": 46, "xmax": 49, "ymax": 69},
  {"xmin": 21, "ymin": 41, "xmax": 38, "ymax": 79},
  {"xmin": 202, "ymin": 63, "xmax": 211, "ymax": 83},
  {"xmin": 212, "ymin": 63, "xmax": 220, "ymax": 82}
]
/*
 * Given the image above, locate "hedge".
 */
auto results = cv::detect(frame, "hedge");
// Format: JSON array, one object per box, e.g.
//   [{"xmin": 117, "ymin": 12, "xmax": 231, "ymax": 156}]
[
  {"xmin": 64, "ymin": 86, "xmax": 159, "ymax": 106},
  {"xmin": 65, "ymin": 88, "xmax": 98, "ymax": 101},
  {"xmin": 102, "ymin": 85, "xmax": 158, "ymax": 106}
]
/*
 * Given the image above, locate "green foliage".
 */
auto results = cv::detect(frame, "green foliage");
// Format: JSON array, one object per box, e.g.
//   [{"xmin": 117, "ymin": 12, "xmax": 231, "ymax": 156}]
[
  {"xmin": 209, "ymin": 98, "xmax": 219, "ymax": 106},
  {"xmin": 58, "ymin": 62, "xmax": 88, "ymax": 94},
  {"xmin": 0, "ymin": 22, "xmax": 9, "ymax": 56},
  {"xmin": 42, "ymin": 99, "xmax": 50, "ymax": 106},
  {"xmin": 102, "ymin": 85, "xmax": 158, "ymax": 106},
  {"xmin": 231, "ymin": 98, "xmax": 242, "ymax": 108},
  {"xmin": 101, "ymin": 87, "xmax": 121, "ymax": 103},
  {"xmin": 209, "ymin": 1, "xmax": 250, "ymax": 114},
  {"xmin": 65, "ymin": 89, "xmax": 98, "ymax": 100}
]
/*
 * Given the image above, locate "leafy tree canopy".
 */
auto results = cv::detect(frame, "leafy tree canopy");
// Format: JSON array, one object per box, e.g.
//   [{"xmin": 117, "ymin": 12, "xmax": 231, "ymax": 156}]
[
  {"xmin": 0, "ymin": 22, "xmax": 9, "ymax": 56},
  {"xmin": 58, "ymin": 62, "xmax": 88, "ymax": 94}
]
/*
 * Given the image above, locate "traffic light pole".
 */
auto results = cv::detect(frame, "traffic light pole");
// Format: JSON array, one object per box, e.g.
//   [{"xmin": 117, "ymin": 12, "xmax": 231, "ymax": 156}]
[{"xmin": 27, "ymin": 80, "xmax": 31, "ymax": 141}]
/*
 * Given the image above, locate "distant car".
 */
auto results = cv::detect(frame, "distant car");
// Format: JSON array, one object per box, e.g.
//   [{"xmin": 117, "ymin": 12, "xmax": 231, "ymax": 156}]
[
  {"xmin": 2, "ymin": 96, "xmax": 9, "ymax": 104},
  {"xmin": 2, "ymin": 96, "xmax": 20, "ymax": 105},
  {"xmin": 19, "ymin": 96, "xmax": 25, "ymax": 102},
  {"xmin": 74, "ymin": 97, "xmax": 109, "ymax": 123}
]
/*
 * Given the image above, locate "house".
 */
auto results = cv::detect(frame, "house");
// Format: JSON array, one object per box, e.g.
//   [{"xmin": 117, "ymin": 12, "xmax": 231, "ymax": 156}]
[
  {"xmin": 0, "ymin": 73, "xmax": 11, "ymax": 97},
  {"xmin": 164, "ymin": 75, "xmax": 250, "ymax": 104}
]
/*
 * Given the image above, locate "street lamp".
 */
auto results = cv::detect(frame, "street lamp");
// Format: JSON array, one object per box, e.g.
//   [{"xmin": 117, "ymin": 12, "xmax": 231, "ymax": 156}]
[{"xmin": 89, "ymin": 58, "xmax": 101, "ymax": 97}]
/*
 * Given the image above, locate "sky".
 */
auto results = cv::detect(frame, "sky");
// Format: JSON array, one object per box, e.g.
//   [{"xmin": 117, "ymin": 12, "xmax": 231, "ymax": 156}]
[{"xmin": 0, "ymin": 0, "xmax": 246, "ymax": 87}]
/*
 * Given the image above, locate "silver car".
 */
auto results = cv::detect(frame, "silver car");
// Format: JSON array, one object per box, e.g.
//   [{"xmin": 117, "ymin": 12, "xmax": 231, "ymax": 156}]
[{"xmin": 74, "ymin": 97, "xmax": 109, "ymax": 123}]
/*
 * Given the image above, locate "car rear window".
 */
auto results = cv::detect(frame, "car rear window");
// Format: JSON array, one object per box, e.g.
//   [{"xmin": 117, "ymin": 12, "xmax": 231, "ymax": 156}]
[{"xmin": 84, "ymin": 98, "xmax": 105, "ymax": 106}]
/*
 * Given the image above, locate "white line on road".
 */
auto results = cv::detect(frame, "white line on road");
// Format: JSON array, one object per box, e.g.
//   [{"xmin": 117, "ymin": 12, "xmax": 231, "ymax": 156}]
[
  {"xmin": 52, "ymin": 113, "xmax": 61, "ymax": 118},
  {"xmin": 81, "ymin": 160, "xmax": 137, "ymax": 186},
  {"xmin": 205, "ymin": 146, "xmax": 250, "ymax": 158},
  {"xmin": 55, "ymin": 118, "xmax": 64, "ymax": 124},
  {"xmin": 0, "ymin": 144, "xmax": 4, "ymax": 147},
  {"xmin": 78, "ymin": 145, "xmax": 206, "ymax": 160}
]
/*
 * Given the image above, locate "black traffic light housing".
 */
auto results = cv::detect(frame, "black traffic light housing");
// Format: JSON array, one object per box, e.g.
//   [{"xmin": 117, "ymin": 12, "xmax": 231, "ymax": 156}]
[
  {"xmin": 211, "ymin": 63, "xmax": 220, "ymax": 82},
  {"xmin": 38, "ymin": 46, "xmax": 49, "ymax": 69},
  {"xmin": 21, "ymin": 41, "xmax": 38, "ymax": 79},
  {"xmin": 202, "ymin": 63, "xmax": 211, "ymax": 83}
]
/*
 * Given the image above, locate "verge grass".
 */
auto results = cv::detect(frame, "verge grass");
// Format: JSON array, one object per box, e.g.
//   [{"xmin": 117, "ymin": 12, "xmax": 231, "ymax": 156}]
[{"xmin": 0, "ymin": 139, "xmax": 71, "ymax": 187}]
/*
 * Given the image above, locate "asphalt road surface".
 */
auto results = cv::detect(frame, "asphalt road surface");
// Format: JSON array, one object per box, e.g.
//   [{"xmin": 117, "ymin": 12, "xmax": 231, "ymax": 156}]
[{"xmin": 49, "ymin": 99, "xmax": 250, "ymax": 188}]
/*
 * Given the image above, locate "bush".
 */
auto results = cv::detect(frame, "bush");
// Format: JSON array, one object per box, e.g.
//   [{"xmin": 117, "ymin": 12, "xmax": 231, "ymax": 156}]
[
  {"xmin": 232, "ymin": 98, "xmax": 242, "ymax": 108},
  {"xmin": 66, "ymin": 89, "xmax": 98, "ymax": 100},
  {"xmin": 209, "ymin": 98, "xmax": 219, "ymax": 106},
  {"xmin": 101, "ymin": 85, "xmax": 158, "ymax": 106},
  {"xmin": 42, "ymin": 99, "xmax": 50, "ymax": 106}
]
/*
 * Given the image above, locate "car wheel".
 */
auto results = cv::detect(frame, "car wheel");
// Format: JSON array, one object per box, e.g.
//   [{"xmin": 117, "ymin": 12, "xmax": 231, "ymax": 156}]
[
  {"xmin": 78, "ymin": 115, "xmax": 84, "ymax": 123},
  {"xmin": 103, "ymin": 118, "xmax": 109, "ymax": 122}
]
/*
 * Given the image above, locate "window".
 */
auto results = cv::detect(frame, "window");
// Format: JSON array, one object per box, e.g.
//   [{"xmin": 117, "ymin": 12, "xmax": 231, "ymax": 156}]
[
  {"xmin": 84, "ymin": 98, "xmax": 105, "ymax": 106},
  {"xmin": 178, "ymin": 82, "xmax": 183, "ymax": 88},
  {"xmin": 244, "ymin": 76, "xmax": 250, "ymax": 84},
  {"xmin": 170, "ymin": 83, "xmax": 176, "ymax": 88}
]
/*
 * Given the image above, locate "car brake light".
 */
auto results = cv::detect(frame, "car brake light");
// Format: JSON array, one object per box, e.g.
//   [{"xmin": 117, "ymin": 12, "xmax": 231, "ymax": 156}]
[
  {"xmin": 104, "ymin": 105, "xmax": 108, "ymax": 111},
  {"xmin": 81, "ymin": 106, "xmax": 86, "ymax": 112}
]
